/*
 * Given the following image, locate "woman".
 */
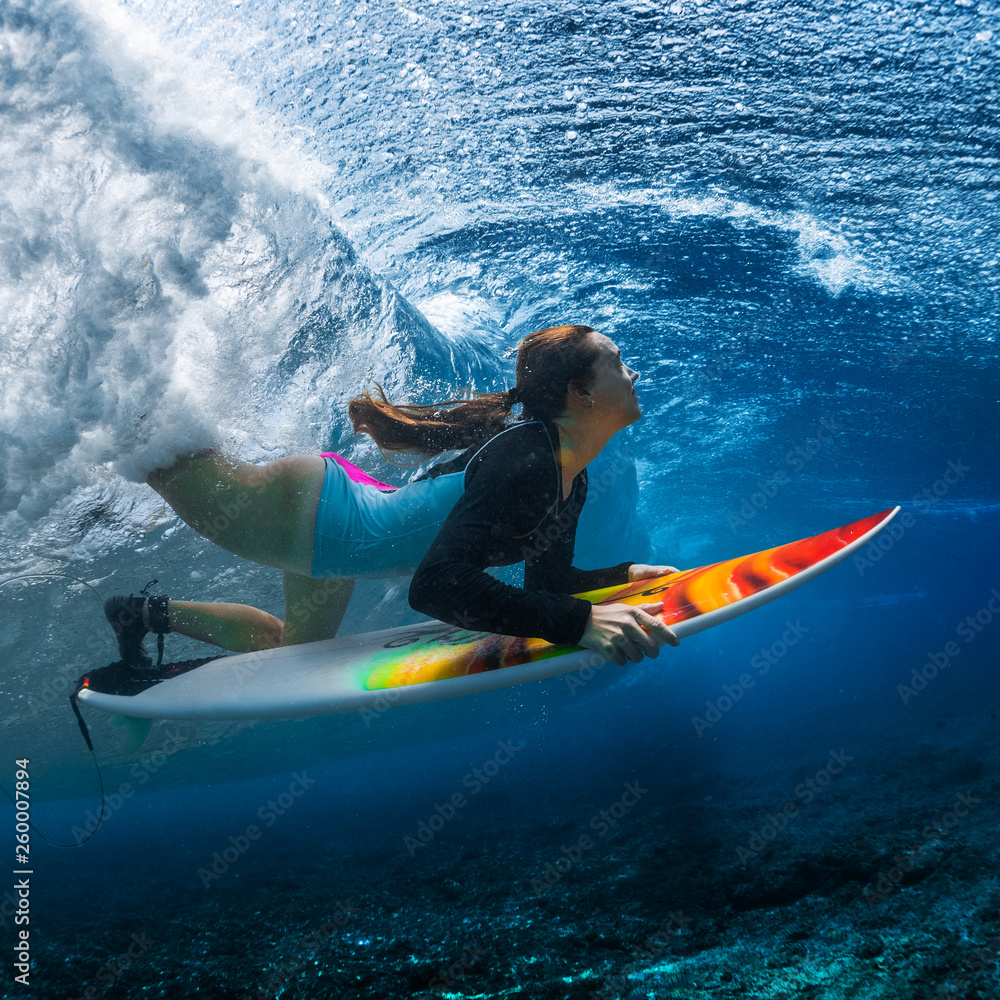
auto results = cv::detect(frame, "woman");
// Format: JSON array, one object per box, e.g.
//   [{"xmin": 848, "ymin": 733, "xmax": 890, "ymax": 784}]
[{"xmin": 108, "ymin": 325, "xmax": 678, "ymax": 669}]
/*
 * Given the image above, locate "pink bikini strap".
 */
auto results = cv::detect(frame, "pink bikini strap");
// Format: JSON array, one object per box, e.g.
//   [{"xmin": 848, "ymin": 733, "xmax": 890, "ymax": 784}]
[{"xmin": 319, "ymin": 452, "xmax": 396, "ymax": 491}]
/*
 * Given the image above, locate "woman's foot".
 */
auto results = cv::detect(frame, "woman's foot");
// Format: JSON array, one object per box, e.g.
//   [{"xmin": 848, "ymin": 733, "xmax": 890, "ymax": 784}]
[
  {"xmin": 103, "ymin": 593, "xmax": 172, "ymax": 667},
  {"xmin": 103, "ymin": 595, "xmax": 151, "ymax": 667}
]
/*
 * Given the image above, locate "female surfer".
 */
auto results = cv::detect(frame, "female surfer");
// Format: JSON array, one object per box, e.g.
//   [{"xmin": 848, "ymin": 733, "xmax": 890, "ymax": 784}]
[{"xmin": 108, "ymin": 325, "xmax": 679, "ymax": 669}]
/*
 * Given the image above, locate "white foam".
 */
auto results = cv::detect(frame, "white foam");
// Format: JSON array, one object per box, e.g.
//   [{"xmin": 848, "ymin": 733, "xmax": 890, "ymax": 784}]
[
  {"xmin": 1, "ymin": 8, "xmax": 227, "ymax": 504},
  {"xmin": 0, "ymin": 0, "xmax": 462, "ymax": 555},
  {"xmin": 558, "ymin": 181, "xmax": 908, "ymax": 299}
]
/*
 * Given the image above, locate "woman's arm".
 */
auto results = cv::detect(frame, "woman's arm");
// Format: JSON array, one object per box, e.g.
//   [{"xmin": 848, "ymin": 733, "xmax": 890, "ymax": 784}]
[{"xmin": 408, "ymin": 442, "xmax": 594, "ymax": 645}]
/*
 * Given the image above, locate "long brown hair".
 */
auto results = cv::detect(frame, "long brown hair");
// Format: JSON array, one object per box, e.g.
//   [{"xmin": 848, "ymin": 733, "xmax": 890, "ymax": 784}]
[{"xmin": 348, "ymin": 324, "xmax": 600, "ymax": 455}]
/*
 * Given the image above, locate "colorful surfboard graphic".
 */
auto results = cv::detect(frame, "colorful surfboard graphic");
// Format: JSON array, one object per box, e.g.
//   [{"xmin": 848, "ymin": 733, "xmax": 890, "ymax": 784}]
[{"xmin": 360, "ymin": 508, "xmax": 898, "ymax": 691}]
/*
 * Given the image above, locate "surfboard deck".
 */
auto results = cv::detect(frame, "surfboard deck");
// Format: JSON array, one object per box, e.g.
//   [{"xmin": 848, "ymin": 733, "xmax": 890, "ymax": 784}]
[{"xmin": 77, "ymin": 507, "xmax": 900, "ymax": 721}]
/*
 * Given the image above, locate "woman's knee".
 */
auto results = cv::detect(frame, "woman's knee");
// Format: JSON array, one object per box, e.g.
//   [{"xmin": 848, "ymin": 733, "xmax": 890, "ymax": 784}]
[
  {"xmin": 281, "ymin": 574, "xmax": 355, "ymax": 644},
  {"xmin": 259, "ymin": 616, "xmax": 285, "ymax": 650}
]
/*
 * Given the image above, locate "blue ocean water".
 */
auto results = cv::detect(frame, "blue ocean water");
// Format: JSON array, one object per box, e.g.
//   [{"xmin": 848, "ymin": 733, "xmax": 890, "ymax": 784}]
[{"xmin": 1, "ymin": 0, "xmax": 999, "ymax": 996}]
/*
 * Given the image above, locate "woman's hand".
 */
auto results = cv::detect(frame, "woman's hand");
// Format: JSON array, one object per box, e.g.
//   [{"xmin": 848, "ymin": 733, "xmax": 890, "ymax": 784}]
[
  {"xmin": 628, "ymin": 563, "xmax": 680, "ymax": 582},
  {"xmin": 578, "ymin": 601, "xmax": 679, "ymax": 667}
]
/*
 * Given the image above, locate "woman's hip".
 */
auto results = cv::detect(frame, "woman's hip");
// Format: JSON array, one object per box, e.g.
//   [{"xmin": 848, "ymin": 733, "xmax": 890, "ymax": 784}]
[{"xmin": 310, "ymin": 463, "xmax": 464, "ymax": 578}]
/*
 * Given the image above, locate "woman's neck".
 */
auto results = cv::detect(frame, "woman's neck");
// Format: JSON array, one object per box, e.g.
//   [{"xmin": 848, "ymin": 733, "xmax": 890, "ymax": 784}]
[{"xmin": 552, "ymin": 415, "xmax": 614, "ymax": 500}]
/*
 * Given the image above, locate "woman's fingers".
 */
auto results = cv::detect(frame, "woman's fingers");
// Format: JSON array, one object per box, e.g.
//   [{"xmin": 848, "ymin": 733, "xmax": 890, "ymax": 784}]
[
  {"xmin": 579, "ymin": 601, "xmax": 681, "ymax": 666},
  {"xmin": 635, "ymin": 604, "xmax": 679, "ymax": 647},
  {"xmin": 627, "ymin": 563, "xmax": 682, "ymax": 582},
  {"xmin": 617, "ymin": 606, "xmax": 675, "ymax": 660},
  {"xmin": 627, "ymin": 616, "xmax": 663, "ymax": 657},
  {"xmin": 612, "ymin": 641, "xmax": 642, "ymax": 665},
  {"xmin": 618, "ymin": 634, "xmax": 646, "ymax": 663}
]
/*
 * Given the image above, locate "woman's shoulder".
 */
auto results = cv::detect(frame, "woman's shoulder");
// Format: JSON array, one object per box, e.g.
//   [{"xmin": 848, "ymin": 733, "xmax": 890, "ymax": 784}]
[
  {"xmin": 409, "ymin": 421, "xmax": 552, "ymax": 485},
  {"xmin": 472, "ymin": 419, "xmax": 552, "ymax": 460},
  {"xmin": 466, "ymin": 419, "xmax": 557, "ymax": 484}
]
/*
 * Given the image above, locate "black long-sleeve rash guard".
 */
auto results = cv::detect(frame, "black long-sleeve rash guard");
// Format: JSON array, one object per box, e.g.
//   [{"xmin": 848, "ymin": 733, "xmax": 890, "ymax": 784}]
[{"xmin": 408, "ymin": 419, "xmax": 634, "ymax": 645}]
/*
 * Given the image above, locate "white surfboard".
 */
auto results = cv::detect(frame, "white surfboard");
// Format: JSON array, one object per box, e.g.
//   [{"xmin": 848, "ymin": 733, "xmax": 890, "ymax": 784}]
[{"xmin": 77, "ymin": 507, "xmax": 900, "ymax": 721}]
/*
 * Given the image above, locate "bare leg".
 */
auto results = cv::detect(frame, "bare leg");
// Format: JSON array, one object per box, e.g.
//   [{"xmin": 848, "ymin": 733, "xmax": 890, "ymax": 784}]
[
  {"xmin": 146, "ymin": 451, "xmax": 326, "ymax": 576},
  {"xmin": 163, "ymin": 600, "xmax": 283, "ymax": 653},
  {"xmin": 138, "ymin": 574, "xmax": 355, "ymax": 654},
  {"xmin": 280, "ymin": 571, "xmax": 355, "ymax": 646}
]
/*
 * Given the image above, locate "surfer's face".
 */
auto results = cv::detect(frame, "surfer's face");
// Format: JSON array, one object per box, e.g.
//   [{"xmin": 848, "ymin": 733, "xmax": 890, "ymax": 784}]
[{"xmin": 585, "ymin": 333, "xmax": 642, "ymax": 428}]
